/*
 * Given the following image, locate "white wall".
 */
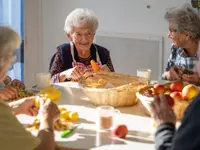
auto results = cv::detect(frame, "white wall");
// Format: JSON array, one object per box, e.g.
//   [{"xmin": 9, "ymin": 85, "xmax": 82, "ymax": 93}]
[
  {"xmin": 24, "ymin": 0, "xmax": 43, "ymax": 87},
  {"xmin": 41, "ymin": 0, "xmax": 190, "ymax": 72},
  {"xmin": 25, "ymin": 0, "xmax": 191, "ymax": 86}
]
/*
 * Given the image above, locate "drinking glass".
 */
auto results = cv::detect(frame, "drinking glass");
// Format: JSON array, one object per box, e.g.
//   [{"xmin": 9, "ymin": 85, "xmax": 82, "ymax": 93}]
[
  {"xmin": 96, "ymin": 106, "xmax": 120, "ymax": 131},
  {"xmin": 35, "ymin": 72, "xmax": 51, "ymax": 89},
  {"xmin": 137, "ymin": 69, "xmax": 152, "ymax": 83}
]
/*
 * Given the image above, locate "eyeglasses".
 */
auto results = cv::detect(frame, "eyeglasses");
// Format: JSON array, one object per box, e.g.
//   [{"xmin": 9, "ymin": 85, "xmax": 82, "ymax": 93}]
[
  {"xmin": 8, "ymin": 55, "xmax": 17, "ymax": 71},
  {"xmin": 169, "ymin": 28, "xmax": 178, "ymax": 35},
  {"xmin": 73, "ymin": 31, "xmax": 94, "ymax": 40}
]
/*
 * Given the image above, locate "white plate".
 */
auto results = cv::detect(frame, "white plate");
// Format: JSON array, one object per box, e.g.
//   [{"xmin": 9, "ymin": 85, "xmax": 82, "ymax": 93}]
[
  {"xmin": 26, "ymin": 88, "xmax": 40, "ymax": 94},
  {"xmin": 52, "ymin": 82, "xmax": 80, "ymax": 89},
  {"xmin": 52, "ymin": 82, "xmax": 85, "ymax": 99}
]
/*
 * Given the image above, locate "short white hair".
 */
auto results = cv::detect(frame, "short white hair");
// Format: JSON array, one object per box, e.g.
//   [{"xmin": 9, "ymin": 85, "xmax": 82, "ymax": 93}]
[
  {"xmin": 165, "ymin": 4, "xmax": 200, "ymax": 39},
  {"xmin": 0, "ymin": 26, "xmax": 21, "ymax": 62},
  {"xmin": 64, "ymin": 8, "xmax": 99, "ymax": 34}
]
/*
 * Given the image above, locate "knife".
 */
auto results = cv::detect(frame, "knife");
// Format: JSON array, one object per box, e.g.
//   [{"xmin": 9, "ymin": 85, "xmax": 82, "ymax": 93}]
[{"xmin": 61, "ymin": 125, "xmax": 79, "ymax": 138}]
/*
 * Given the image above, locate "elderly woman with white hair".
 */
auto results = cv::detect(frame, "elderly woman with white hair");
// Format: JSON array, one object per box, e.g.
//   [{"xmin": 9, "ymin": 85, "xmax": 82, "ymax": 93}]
[
  {"xmin": 50, "ymin": 8, "xmax": 115, "ymax": 82},
  {"xmin": 162, "ymin": 4, "xmax": 200, "ymax": 84},
  {"xmin": 0, "ymin": 27, "xmax": 63, "ymax": 150}
]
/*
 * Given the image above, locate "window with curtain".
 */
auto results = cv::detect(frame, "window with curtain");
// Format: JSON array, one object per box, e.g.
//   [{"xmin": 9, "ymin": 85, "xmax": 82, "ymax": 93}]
[{"xmin": 0, "ymin": 0, "xmax": 24, "ymax": 81}]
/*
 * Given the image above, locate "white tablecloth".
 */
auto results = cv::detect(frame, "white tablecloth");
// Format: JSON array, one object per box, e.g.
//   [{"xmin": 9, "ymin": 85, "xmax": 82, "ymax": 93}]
[{"xmin": 17, "ymin": 82, "xmax": 155, "ymax": 150}]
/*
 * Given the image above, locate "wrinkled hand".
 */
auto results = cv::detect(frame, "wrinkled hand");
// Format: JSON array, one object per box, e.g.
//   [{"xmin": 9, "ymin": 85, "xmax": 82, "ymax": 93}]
[
  {"xmin": 10, "ymin": 79, "xmax": 25, "ymax": 89},
  {"xmin": 38, "ymin": 99, "xmax": 60, "ymax": 123},
  {"xmin": 100, "ymin": 65, "xmax": 110, "ymax": 72},
  {"xmin": 69, "ymin": 66, "xmax": 85, "ymax": 80},
  {"xmin": 0, "ymin": 86, "xmax": 18, "ymax": 100},
  {"xmin": 3, "ymin": 76, "xmax": 12, "ymax": 85},
  {"xmin": 182, "ymin": 72, "xmax": 199, "ymax": 84},
  {"xmin": 166, "ymin": 66, "xmax": 181, "ymax": 81},
  {"xmin": 59, "ymin": 67, "xmax": 85, "ymax": 82},
  {"xmin": 149, "ymin": 94, "xmax": 176, "ymax": 126},
  {"xmin": 14, "ymin": 97, "xmax": 38, "ymax": 116}
]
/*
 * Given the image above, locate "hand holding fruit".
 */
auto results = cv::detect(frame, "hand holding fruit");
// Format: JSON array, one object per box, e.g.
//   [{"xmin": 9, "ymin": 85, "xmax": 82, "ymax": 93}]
[
  {"xmin": 10, "ymin": 79, "xmax": 25, "ymax": 89},
  {"xmin": 0, "ymin": 86, "xmax": 18, "ymax": 100},
  {"xmin": 182, "ymin": 72, "xmax": 199, "ymax": 85},
  {"xmin": 13, "ymin": 97, "xmax": 39, "ymax": 116},
  {"xmin": 69, "ymin": 66, "xmax": 86, "ymax": 81},
  {"xmin": 38, "ymin": 99, "xmax": 60, "ymax": 123},
  {"xmin": 166, "ymin": 66, "xmax": 181, "ymax": 81},
  {"xmin": 149, "ymin": 94, "xmax": 176, "ymax": 126},
  {"xmin": 90, "ymin": 60, "xmax": 100, "ymax": 71},
  {"xmin": 59, "ymin": 66, "xmax": 85, "ymax": 81}
]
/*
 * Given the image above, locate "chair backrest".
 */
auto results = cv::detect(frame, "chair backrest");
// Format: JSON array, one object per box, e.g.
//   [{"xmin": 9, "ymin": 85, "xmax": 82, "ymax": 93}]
[{"xmin": 49, "ymin": 53, "xmax": 56, "ymax": 72}]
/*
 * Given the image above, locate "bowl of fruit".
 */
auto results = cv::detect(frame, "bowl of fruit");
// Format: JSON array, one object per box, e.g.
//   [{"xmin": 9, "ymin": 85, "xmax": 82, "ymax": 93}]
[{"xmin": 136, "ymin": 81, "xmax": 199, "ymax": 120}]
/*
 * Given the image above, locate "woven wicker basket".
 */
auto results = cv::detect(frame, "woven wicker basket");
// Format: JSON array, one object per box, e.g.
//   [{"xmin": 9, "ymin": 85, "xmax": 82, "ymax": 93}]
[
  {"xmin": 173, "ymin": 100, "xmax": 189, "ymax": 120},
  {"xmin": 136, "ymin": 85, "xmax": 190, "ymax": 120},
  {"xmin": 78, "ymin": 72, "xmax": 148, "ymax": 107}
]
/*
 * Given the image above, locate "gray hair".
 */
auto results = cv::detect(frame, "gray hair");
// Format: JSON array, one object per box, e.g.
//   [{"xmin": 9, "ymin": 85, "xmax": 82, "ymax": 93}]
[
  {"xmin": 164, "ymin": 4, "xmax": 200, "ymax": 39},
  {"xmin": 64, "ymin": 8, "xmax": 99, "ymax": 34},
  {"xmin": 0, "ymin": 26, "xmax": 21, "ymax": 62}
]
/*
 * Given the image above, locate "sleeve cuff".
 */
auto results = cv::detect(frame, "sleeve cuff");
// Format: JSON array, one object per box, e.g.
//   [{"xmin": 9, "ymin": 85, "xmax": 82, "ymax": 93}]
[
  {"xmin": 161, "ymin": 72, "xmax": 167, "ymax": 80},
  {"xmin": 156, "ymin": 122, "xmax": 176, "ymax": 136},
  {"xmin": 155, "ymin": 122, "xmax": 176, "ymax": 150}
]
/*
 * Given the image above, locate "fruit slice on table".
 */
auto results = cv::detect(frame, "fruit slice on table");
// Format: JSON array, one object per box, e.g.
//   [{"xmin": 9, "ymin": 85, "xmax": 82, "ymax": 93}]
[
  {"xmin": 69, "ymin": 112, "xmax": 79, "ymax": 121},
  {"xmin": 59, "ymin": 107, "xmax": 67, "ymax": 113},
  {"xmin": 90, "ymin": 59, "xmax": 100, "ymax": 71},
  {"xmin": 60, "ymin": 110, "xmax": 70, "ymax": 120},
  {"xmin": 39, "ymin": 86, "xmax": 61, "ymax": 101}
]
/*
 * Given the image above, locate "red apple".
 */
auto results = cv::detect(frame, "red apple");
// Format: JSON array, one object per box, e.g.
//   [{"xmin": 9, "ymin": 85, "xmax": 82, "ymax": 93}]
[
  {"xmin": 153, "ymin": 84, "xmax": 165, "ymax": 94},
  {"xmin": 170, "ymin": 91, "xmax": 183, "ymax": 101},
  {"xmin": 164, "ymin": 84, "xmax": 170, "ymax": 90},
  {"xmin": 112, "ymin": 125, "xmax": 128, "ymax": 138},
  {"xmin": 170, "ymin": 81, "xmax": 184, "ymax": 92}
]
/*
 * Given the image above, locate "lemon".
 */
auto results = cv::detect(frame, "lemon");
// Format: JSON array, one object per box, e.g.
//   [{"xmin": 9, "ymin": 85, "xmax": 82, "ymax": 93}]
[
  {"xmin": 39, "ymin": 86, "xmax": 61, "ymax": 101},
  {"xmin": 34, "ymin": 97, "xmax": 41, "ymax": 108},
  {"xmin": 60, "ymin": 111, "xmax": 70, "ymax": 120},
  {"xmin": 59, "ymin": 107, "xmax": 67, "ymax": 113},
  {"xmin": 69, "ymin": 112, "xmax": 79, "ymax": 121}
]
